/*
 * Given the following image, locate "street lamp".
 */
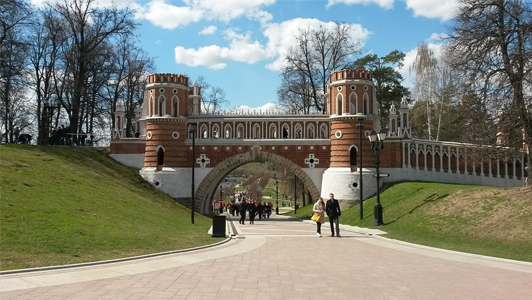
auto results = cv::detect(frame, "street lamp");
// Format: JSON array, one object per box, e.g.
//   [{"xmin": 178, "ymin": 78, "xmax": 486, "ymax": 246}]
[
  {"xmin": 219, "ymin": 185, "xmax": 223, "ymax": 214},
  {"xmin": 355, "ymin": 113, "xmax": 364, "ymax": 220},
  {"xmin": 189, "ymin": 123, "xmax": 197, "ymax": 224},
  {"xmin": 367, "ymin": 128, "xmax": 387, "ymax": 226},
  {"xmin": 274, "ymin": 174, "xmax": 279, "ymax": 215},
  {"xmin": 294, "ymin": 174, "xmax": 297, "ymax": 214},
  {"xmin": 45, "ymin": 97, "xmax": 60, "ymax": 144}
]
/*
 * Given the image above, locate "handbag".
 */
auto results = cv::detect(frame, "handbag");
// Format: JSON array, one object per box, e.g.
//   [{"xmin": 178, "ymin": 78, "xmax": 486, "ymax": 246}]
[{"xmin": 311, "ymin": 212, "xmax": 320, "ymax": 222}]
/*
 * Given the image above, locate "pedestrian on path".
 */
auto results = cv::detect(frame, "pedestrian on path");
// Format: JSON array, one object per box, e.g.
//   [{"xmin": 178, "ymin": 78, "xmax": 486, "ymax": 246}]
[
  {"xmin": 326, "ymin": 193, "xmax": 341, "ymax": 237},
  {"xmin": 239, "ymin": 201, "xmax": 247, "ymax": 224},
  {"xmin": 249, "ymin": 201, "xmax": 257, "ymax": 224},
  {"xmin": 313, "ymin": 197, "xmax": 325, "ymax": 237}
]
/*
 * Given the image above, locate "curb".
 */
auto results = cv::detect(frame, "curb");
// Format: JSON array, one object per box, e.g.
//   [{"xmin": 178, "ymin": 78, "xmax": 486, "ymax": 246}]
[
  {"xmin": 0, "ymin": 235, "xmax": 233, "ymax": 276},
  {"xmin": 300, "ymin": 218, "xmax": 532, "ymax": 267}
]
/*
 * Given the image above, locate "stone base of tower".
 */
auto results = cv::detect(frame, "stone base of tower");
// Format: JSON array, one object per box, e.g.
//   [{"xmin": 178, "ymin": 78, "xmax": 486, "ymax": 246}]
[
  {"xmin": 320, "ymin": 167, "xmax": 381, "ymax": 210},
  {"xmin": 109, "ymin": 154, "xmax": 145, "ymax": 169},
  {"xmin": 140, "ymin": 167, "xmax": 209, "ymax": 199}
]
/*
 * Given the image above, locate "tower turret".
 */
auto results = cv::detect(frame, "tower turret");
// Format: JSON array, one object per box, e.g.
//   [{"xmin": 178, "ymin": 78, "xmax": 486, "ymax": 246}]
[
  {"xmin": 143, "ymin": 73, "xmax": 201, "ymax": 170},
  {"xmin": 321, "ymin": 69, "xmax": 383, "ymax": 209},
  {"xmin": 113, "ymin": 101, "xmax": 126, "ymax": 139},
  {"xmin": 398, "ymin": 97, "xmax": 411, "ymax": 138}
]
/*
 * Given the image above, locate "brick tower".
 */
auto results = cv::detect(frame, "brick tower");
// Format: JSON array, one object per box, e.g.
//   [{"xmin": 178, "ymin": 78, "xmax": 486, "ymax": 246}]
[
  {"xmin": 319, "ymin": 70, "xmax": 382, "ymax": 208},
  {"xmin": 139, "ymin": 74, "xmax": 201, "ymax": 193}
]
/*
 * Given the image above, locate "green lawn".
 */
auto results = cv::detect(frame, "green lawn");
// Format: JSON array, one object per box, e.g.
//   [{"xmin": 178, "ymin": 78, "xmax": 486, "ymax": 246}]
[
  {"xmin": 288, "ymin": 182, "xmax": 532, "ymax": 262},
  {"xmin": 0, "ymin": 144, "xmax": 217, "ymax": 271}
]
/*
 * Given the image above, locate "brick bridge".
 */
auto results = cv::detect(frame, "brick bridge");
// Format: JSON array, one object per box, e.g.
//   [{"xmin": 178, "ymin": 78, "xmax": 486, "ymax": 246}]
[{"xmin": 110, "ymin": 70, "xmax": 528, "ymax": 215}]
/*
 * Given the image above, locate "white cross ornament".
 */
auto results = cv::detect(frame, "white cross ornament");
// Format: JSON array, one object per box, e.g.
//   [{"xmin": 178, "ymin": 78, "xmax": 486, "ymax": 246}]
[
  {"xmin": 196, "ymin": 154, "xmax": 210, "ymax": 168},
  {"xmin": 305, "ymin": 154, "xmax": 319, "ymax": 168}
]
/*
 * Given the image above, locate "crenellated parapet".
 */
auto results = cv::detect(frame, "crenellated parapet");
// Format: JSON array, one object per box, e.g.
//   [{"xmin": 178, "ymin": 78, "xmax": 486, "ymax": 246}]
[
  {"xmin": 147, "ymin": 73, "xmax": 190, "ymax": 86},
  {"xmin": 329, "ymin": 69, "xmax": 372, "ymax": 82}
]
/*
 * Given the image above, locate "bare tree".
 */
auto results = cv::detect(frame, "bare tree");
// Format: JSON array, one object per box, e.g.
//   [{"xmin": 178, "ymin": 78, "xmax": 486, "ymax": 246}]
[
  {"xmin": 410, "ymin": 45, "xmax": 459, "ymax": 141},
  {"xmin": 280, "ymin": 22, "xmax": 360, "ymax": 113},
  {"xmin": 28, "ymin": 8, "xmax": 67, "ymax": 144},
  {"xmin": 0, "ymin": 0, "xmax": 32, "ymax": 143},
  {"xmin": 277, "ymin": 70, "xmax": 312, "ymax": 114},
  {"xmin": 50, "ymin": 0, "xmax": 136, "ymax": 141},
  {"xmin": 411, "ymin": 44, "xmax": 438, "ymax": 140},
  {"xmin": 448, "ymin": 0, "xmax": 532, "ymax": 164},
  {"xmin": 195, "ymin": 76, "xmax": 228, "ymax": 114}
]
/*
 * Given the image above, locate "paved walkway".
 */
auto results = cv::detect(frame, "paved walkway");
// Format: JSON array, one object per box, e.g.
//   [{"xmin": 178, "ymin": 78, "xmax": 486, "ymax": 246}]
[{"xmin": 1, "ymin": 214, "xmax": 532, "ymax": 299}]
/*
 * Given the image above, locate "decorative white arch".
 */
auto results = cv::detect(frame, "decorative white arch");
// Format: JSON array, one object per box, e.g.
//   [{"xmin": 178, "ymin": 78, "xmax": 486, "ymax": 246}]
[
  {"xmin": 236, "ymin": 124, "xmax": 244, "ymax": 139},
  {"xmin": 269, "ymin": 123, "xmax": 277, "ymax": 139},
  {"xmin": 212, "ymin": 124, "xmax": 220, "ymax": 139},
  {"xmin": 200, "ymin": 124, "xmax": 208, "ymax": 139},
  {"xmin": 148, "ymin": 96, "xmax": 154, "ymax": 116},
  {"xmin": 158, "ymin": 94, "xmax": 166, "ymax": 116},
  {"xmin": 363, "ymin": 93, "xmax": 369, "ymax": 115},
  {"xmin": 224, "ymin": 124, "xmax": 232, "ymax": 139},
  {"xmin": 294, "ymin": 124, "xmax": 303, "ymax": 138},
  {"xmin": 320, "ymin": 123, "xmax": 328, "ymax": 138},
  {"xmin": 307, "ymin": 123, "xmax": 315, "ymax": 139},
  {"xmin": 171, "ymin": 96, "xmax": 179, "ymax": 117},
  {"xmin": 253, "ymin": 124, "xmax": 261, "ymax": 139},
  {"xmin": 282, "ymin": 123, "xmax": 290, "ymax": 138},
  {"xmin": 349, "ymin": 92, "xmax": 357, "ymax": 114},
  {"xmin": 336, "ymin": 94, "xmax": 343, "ymax": 115}
]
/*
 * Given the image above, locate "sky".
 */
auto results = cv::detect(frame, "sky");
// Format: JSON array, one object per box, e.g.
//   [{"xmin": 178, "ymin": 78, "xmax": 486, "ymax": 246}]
[{"xmin": 33, "ymin": 0, "xmax": 459, "ymax": 111}]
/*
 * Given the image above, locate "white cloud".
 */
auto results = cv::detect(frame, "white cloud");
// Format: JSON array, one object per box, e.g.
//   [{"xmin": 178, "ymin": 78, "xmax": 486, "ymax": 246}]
[
  {"xmin": 175, "ymin": 29, "xmax": 269, "ymax": 69},
  {"xmin": 184, "ymin": 0, "xmax": 275, "ymax": 22},
  {"xmin": 405, "ymin": 0, "xmax": 459, "ymax": 21},
  {"xmin": 327, "ymin": 0, "xmax": 394, "ymax": 9},
  {"xmin": 138, "ymin": 0, "xmax": 203, "ymax": 29},
  {"xmin": 230, "ymin": 103, "xmax": 280, "ymax": 113},
  {"xmin": 199, "ymin": 25, "xmax": 217, "ymax": 35},
  {"xmin": 175, "ymin": 18, "xmax": 369, "ymax": 70},
  {"xmin": 263, "ymin": 18, "xmax": 370, "ymax": 71},
  {"xmin": 135, "ymin": 0, "xmax": 274, "ymax": 29}
]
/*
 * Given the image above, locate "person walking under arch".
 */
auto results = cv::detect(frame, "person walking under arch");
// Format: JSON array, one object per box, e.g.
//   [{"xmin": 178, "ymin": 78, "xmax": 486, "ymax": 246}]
[
  {"xmin": 313, "ymin": 197, "xmax": 325, "ymax": 237},
  {"xmin": 326, "ymin": 193, "xmax": 341, "ymax": 237},
  {"xmin": 239, "ymin": 200, "xmax": 247, "ymax": 225}
]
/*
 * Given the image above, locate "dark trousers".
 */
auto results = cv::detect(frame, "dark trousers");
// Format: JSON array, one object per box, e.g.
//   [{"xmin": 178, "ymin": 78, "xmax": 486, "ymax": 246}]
[
  {"xmin": 316, "ymin": 222, "xmax": 322, "ymax": 234},
  {"xmin": 239, "ymin": 211, "xmax": 246, "ymax": 224},
  {"xmin": 329, "ymin": 216, "xmax": 340, "ymax": 236}
]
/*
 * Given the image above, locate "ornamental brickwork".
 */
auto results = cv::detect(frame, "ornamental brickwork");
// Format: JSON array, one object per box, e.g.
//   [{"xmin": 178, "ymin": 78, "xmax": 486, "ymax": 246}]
[{"xmin": 109, "ymin": 69, "xmax": 528, "ymax": 215}]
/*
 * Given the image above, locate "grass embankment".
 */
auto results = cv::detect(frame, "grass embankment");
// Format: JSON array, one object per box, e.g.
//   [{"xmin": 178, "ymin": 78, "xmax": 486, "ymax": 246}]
[
  {"xmin": 0, "ymin": 144, "xmax": 216, "ymax": 271},
  {"xmin": 288, "ymin": 182, "xmax": 532, "ymax": 262}
]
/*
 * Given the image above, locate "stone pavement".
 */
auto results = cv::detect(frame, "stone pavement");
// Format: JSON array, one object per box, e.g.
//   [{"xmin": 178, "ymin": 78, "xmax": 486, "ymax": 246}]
[{"xmin": 1, "ymin": 214, "xmax": 532, "ymax": 299}]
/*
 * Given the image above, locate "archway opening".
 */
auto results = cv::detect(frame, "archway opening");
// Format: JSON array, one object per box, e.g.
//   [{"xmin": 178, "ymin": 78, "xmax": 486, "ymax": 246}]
[{"xmin": 195, "ymin": 151, "xmax": 320, "ymax": 215}]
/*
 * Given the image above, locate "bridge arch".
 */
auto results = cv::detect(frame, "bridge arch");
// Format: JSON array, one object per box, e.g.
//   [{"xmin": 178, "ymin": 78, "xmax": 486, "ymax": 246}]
[{"xmin": 195, "ymin": 150, "xmax": 321, "ymax": 214}]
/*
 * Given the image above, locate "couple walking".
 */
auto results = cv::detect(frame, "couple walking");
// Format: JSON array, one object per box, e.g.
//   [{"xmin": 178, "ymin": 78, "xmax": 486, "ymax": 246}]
[{"xmin": 312, "ymin": 193, "xmax": 341, "ymax": 237}]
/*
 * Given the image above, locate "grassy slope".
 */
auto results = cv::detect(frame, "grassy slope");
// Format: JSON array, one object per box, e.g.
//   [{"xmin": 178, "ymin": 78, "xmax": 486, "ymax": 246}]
[
  {"xmin": 0, "ymin": 144, "xmax": 215, "ymax": 271},
  {"xmin": 288, "ymin": 182, "xmax": 532, "ymax": 262}
]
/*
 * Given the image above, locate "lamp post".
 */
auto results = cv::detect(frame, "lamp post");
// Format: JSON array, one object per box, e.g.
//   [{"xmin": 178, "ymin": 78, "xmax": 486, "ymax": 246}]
[
  {"xmin": 293, "ymin": 174, "xmax": 297, "ymax": 214},
  {"xmin": 275, "ymin": 174, "xmax": 279, "ymax": 215},
  {"xmin": 189, "ymin": 124, "xmax": 197, "ymax": 224},
  {"xmin": 45, "ymin": 97, "xmax": 59, "ymax": 145},
  {"xmin": 356, "ymin": 114, "xmax": 364, "ymax": 220},
  {"xmin": 367, "ymin": 128, "xmax": 387, "ymax": 226},
  {"xmin": 218, "ymin": 184, "xmax": 224, "ymax": 213}
]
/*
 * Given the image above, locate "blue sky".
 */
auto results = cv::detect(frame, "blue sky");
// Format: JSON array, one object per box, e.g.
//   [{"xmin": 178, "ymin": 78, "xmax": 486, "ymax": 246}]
[{"xmin": 33, "ymin": 0, "xmax": 458, "ymax": 110}]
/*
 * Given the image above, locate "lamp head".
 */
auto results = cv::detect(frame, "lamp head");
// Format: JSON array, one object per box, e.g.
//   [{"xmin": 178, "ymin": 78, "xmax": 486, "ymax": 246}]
[
  {"xmin": 188, "ymin": 124, "xmax": 196, "ymax": 134},
  {"xmin": 378, "ymin": 128, "xmax": 388, "ymax": 141},
  {"xmin": 367, "ymin": 130, "xmax": 378, "ymax": 143}
]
